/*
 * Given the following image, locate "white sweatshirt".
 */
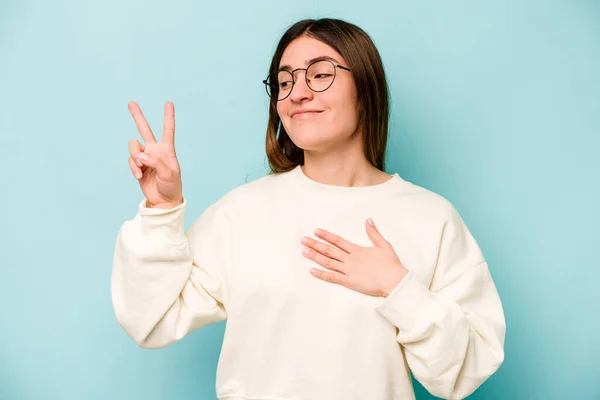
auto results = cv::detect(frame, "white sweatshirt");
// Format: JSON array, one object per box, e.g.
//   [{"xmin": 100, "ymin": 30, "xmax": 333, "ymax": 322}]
[{"xmin": 111, "ymin": 165, "xmax": 505, "ymax": 400}]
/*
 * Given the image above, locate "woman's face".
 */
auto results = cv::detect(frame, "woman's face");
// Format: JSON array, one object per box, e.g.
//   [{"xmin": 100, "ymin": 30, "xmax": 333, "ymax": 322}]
[{"xmin": 276, "ymin": 36, "xmax": 360, "ymax": 152}]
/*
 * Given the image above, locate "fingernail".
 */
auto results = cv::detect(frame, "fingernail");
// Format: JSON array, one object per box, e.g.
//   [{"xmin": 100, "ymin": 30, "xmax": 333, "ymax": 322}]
[
  {"xmin": 136, "ymin": 172, "xmax": 142, "ymax": 179},
  {"xmin": 367, "ymin": 218, "xmax": 375, "ymax": 226},
  {"xmin": 135, "ymin": 158, "xmax": 142, "ymax": 167},
  {"xmin": 138, "ymin": 153, "xmax": 148, "ymax": 161}
]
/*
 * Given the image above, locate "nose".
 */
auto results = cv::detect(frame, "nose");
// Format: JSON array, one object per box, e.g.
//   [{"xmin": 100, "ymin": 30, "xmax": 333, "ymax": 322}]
[{"xmin": 288, "ymin": 70, "xmax": 314, "ymax": 103}]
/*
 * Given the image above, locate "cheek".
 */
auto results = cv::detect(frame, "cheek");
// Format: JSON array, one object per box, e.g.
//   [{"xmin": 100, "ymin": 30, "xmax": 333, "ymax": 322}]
[
  {"xmin": 329, "ymin": 94, "xmax": 359, "ymax": 124},
  {"xmin": 328, "ymin": 84, "xmax": 358, "ymax": 115},
  {"xmin": 276, "ymin": 102, "xmax": 288, "ymax": 121}
]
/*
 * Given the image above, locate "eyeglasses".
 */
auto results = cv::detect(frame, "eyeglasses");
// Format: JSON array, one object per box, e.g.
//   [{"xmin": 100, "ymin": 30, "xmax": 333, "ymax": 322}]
[{"xmin": 262, "ymin": 59, "xmax": 352, "ymax": 101}]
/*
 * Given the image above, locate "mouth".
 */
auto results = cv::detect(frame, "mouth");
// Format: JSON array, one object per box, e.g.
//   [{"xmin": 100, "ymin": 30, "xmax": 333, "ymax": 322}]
[{"xmin": 291, "ymin": 110, "xmax": 324, "ymax": 119}]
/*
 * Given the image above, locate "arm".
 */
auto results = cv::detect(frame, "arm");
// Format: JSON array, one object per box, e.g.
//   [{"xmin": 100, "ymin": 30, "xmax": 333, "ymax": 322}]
[
  {"xmin": 374, "ymin": 205, "xmax": 506, "ymax": 399},
  {"xmin": 111, "ymin": 198, "xmax": 229, "ymax": 349}
]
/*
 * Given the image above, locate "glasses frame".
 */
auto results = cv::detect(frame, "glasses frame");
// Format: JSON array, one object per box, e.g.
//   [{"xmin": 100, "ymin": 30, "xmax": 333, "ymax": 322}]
[{"xmin": 262, "ymin": 59, "xmax": 352, "ymax": 101}]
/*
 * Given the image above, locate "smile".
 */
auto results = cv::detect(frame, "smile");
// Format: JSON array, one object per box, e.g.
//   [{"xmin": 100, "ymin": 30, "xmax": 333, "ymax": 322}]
[{"xmin": 292, "ymin": 111, "xmax": 323, "ymax": 119}]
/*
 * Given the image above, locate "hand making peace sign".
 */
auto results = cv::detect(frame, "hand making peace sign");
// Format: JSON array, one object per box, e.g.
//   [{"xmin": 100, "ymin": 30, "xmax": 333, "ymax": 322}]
[{"xmin": 127, "ymin": 101, "xmax": 183, "ymax": 209}]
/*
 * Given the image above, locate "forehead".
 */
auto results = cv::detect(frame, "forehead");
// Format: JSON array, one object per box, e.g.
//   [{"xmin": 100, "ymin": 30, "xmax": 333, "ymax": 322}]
[{"xmin": 279, "ymin": 36, "xmax": 345, "ymax": 68}]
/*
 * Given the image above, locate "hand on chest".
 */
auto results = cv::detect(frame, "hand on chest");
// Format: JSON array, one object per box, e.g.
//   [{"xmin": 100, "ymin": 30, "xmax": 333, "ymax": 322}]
[{"xmin": 228, "ymin": 210, "xmax": 431, "ymax": 312}]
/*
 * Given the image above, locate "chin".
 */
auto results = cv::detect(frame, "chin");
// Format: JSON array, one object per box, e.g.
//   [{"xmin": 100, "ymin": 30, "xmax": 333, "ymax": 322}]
[{"xmin": 287, "ymin": 130, "xmax": 338, "ymax": 151}]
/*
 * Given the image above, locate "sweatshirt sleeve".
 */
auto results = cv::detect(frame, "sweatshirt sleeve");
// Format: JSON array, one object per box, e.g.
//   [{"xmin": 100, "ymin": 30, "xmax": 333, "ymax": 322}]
[
  {"xmin": 111, "ymin": 197, "xmax": 229, "ymax": 349},
  {"xmin": 374, "ymin": 205, "xmax": 506, "ymax": 400}
]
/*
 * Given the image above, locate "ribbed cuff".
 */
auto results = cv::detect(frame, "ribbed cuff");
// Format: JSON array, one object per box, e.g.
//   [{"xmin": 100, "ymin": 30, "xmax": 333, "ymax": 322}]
[
  {"xmin": 135, "ymin": 197, "xmax": 188, "ymax": 243},
  {"xmin": 138, "ymin": 197, "xmax": 186, "ymax": 215},
  {"xmin": 374, "ymin": 269, "xmax": 441, "ymax": 337}
]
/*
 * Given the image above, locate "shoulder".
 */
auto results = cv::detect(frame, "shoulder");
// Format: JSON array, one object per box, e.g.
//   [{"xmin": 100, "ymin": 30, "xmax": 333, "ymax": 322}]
[
  {"xmin": 189, "ymin": 171, "xmax": 284, "ymax": 227},
  {"xmin": 388, "ymin": 177, "xmax": 463, "ymax": 225},
  {"xmin": 216, "ymin": 170, "xmax": 283, "ymax": 209},
  {"xmin": 390, "ymin": 178, "xmax": 485, "ymax": 268}
]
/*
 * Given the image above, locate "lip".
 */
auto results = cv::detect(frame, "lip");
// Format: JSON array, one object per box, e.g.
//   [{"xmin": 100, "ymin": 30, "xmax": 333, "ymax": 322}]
[{"xmin": 291, "ymin": 110, "xmax": 324, "ymax": 119}]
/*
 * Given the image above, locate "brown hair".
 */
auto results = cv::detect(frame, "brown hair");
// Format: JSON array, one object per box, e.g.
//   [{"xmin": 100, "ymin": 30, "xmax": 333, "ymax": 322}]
[{"xmin": 265, "ymin": 18, "xmax": 390, "ymax": 174}]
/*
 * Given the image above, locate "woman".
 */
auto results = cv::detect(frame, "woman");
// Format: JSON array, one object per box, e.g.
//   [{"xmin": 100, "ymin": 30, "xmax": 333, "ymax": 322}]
[{"xmin": 112, "ymin": 18, "xmax": 506, "ymax": 400}]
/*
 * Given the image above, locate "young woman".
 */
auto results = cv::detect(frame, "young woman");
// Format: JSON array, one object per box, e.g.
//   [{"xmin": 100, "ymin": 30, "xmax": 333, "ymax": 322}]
[{"xmin": 113, "ymin": 18, "xmax": 506, "ymax": 400}]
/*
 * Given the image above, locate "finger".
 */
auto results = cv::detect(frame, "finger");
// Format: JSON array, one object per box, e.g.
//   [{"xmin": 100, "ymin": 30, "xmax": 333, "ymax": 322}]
[
  {"xmin": 365, "ymin": 218, "xmax": 391, "ymax": 248},
  {"xmin": 162, "ymin": 101, "xmax": 175, "ymax": 147},
  {"xmin": 313, "ymin": 229, "xmax": 356, "ymax": 253},
  {"xmin": 301, "ymin": 236, "xmax": 347, "ymax": 262},
  {"xmin": 128, "ymin": 156, "xmax": 143, "ymax": 180},
  {"xmin": 128, "ymin": 101, "xmax": 157, "ymax": 144},
  {"xmin": 137, "ymin": 152, "xmax": 172, "ymax": 180},
  {"xmin": 309, "ymin": 267, "xmax": 346, "ymax": 285},
  {"xmin": 128, "ymin": 139, "xmax": 145, "ymax": 167},
  {"xmin": 302, "ymin": 248, "xmax": 344, "ymax": 273}
]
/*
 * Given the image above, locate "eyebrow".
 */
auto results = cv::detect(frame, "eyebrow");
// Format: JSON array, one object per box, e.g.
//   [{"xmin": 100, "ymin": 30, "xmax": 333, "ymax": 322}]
[{"xmin": 278, "ymin": 55, "xmax": 341, "ymax": 72}]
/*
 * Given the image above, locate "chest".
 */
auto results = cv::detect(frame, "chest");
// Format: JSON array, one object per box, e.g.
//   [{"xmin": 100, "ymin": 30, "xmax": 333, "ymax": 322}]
[{"xmin": 225, "ymin": 204, "xmax": 437, "ymax": 320}]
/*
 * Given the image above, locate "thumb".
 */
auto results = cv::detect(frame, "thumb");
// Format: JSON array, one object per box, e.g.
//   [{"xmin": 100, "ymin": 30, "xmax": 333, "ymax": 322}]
[
  {"xmin": 137, "ymin": 152, "xmax": 172, "ymax": 180},
  {"xmin": 365, "ymin": 218, "xmax": 389, "ymax": 248}
]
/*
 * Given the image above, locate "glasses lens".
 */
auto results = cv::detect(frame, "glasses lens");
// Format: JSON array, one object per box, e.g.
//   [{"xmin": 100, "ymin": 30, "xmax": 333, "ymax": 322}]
[
  {"xmin": 274, "ymin": 70, "xmax": 293, "ymax": 100},
  {"xmin": 265, "ymin": 72, "xmax": 292, "ymax": 100},
  {"xmin": 307, "ymin": 61, "xmax": 335, "ymax": 92}
]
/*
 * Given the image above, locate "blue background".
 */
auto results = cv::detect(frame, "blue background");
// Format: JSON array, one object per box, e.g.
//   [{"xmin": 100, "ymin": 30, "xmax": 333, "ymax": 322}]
[{"xmin": 1, "ymin": 0, "xmax": 599, "ymax": 399}]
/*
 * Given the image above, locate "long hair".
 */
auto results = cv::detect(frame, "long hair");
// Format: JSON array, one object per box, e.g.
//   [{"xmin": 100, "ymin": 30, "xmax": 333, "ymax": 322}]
[{"xmin": 265, "ymin": 18, "xmax": 390, "ymax": 174}]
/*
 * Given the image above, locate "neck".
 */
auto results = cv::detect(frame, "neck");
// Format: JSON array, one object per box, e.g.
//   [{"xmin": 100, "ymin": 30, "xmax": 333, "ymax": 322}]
[{"xmin": 301, "ymin": 149, "xmax": 386, "ymax": 187}]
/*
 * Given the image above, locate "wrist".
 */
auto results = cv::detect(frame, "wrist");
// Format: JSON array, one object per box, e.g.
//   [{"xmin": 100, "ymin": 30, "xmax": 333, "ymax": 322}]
[
  {"xmin": 145, "ymin": 197, "xmax": 183, "ymax": 209},
  {"xmin": 380, "ymin": 267, "xmax": 409, "ymax": 298}
]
